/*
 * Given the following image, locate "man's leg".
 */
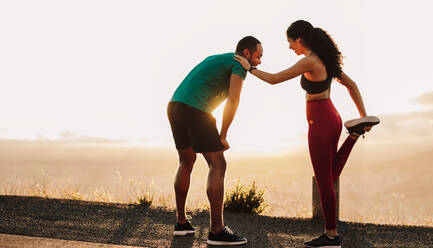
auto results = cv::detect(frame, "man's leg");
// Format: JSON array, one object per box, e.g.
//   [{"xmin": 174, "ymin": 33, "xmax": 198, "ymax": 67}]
[
  {"xmin": 202, "ymin": 151, "xmax": 226, "ymax": 234},
  {"xmin": 174, "ymin": 147, "xmax": 196, "ymax": 223}
]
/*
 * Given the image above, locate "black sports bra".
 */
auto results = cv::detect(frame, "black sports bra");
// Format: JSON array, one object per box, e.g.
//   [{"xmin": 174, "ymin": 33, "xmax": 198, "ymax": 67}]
[{"xmin": 300, "ymin": 74, "xmax": 332, "ymax": 94}]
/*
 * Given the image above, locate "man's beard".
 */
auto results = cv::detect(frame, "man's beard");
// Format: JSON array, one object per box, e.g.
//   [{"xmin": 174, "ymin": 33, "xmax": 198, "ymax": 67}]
[{"xmin": 247, "ymin": 55, "xmax": 253, "ymax": 65}]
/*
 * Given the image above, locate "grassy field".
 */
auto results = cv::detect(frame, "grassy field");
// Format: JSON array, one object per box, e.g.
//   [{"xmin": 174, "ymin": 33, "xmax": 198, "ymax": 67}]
[{"xmin": 0, "ymin": 138, "xmax": 432, "ymax": 227}]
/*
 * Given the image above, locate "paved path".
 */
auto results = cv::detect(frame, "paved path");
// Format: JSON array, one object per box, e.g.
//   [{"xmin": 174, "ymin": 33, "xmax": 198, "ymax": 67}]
[
  {"xmin": 1, "ymin": 196, "xmax": 432, "ymax": 247},
  {"xmin": 0, "ymin": 233, "xmax": 143, "ymax": 248}
]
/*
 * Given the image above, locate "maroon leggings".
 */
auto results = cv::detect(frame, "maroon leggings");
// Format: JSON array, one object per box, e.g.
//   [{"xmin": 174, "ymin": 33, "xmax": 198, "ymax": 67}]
[{"xmin": 306, "ymin": 99, "xmax": 357, "ymax": 230}]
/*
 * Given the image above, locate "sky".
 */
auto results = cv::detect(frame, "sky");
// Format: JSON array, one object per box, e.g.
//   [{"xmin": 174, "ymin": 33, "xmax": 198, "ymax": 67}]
[{"xmin": 1, "ymin": 0, "xmax": 433, "ymax": 153}]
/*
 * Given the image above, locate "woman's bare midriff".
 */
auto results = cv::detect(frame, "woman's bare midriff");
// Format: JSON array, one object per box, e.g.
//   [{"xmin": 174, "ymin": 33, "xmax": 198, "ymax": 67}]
[{"xmin": 305, "ymin": 89, "xmax": 330, "ymax": 102}]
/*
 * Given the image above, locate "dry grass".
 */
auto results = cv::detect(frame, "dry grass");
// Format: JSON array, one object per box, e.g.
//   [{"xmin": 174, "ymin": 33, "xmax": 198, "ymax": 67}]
[
  {"xmin": 1, "ymin": 170, "xmax": 174, "ymax": 207},
  {"xmin": 2, "ymin": 172, "xmax": 432, "ymax": 227},
  {"xmin": 0, "ymin": 139, "xmax": 432, "ymax": 227}
]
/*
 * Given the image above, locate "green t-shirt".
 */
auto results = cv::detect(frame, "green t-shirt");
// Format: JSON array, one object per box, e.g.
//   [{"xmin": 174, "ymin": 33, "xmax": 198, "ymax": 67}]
[{"xmin": 170, "ymin": 52, "xmax": 247, "ymax": 113}]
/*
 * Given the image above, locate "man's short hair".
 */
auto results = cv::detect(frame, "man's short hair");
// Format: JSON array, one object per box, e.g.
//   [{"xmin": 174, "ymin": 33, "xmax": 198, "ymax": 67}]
[{"xmin": 235, "ymin": 36, "xmax": 261, "ymax": 55}]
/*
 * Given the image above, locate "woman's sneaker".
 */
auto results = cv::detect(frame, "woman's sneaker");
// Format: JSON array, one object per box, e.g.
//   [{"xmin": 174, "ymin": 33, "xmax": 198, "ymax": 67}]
[
  {"xmin": 344, "ymin": 116, "xmax": 380, "ymax": 136},
  {"xmin": 304, "ymin": 233, "xmax": 342, "ymax": 248},
  {"xmin": 207, "ymin": 226, "xmax": 247, "ymax": 246},
  {"xmin": 173, "ymin": 220, "xmax": 195, "ymax": 236}
]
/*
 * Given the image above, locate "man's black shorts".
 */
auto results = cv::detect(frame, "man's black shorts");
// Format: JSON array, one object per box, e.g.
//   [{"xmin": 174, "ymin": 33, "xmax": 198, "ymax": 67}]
[{"xmin": 167, "ymin": 101, "xmax": 224, "ymax": 153}]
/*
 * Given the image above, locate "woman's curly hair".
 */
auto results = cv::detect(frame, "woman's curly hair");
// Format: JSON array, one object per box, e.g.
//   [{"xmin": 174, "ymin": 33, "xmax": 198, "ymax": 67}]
[{"xmin": 286, "ymin": 20, "xmax": 343, "ymax": 78}]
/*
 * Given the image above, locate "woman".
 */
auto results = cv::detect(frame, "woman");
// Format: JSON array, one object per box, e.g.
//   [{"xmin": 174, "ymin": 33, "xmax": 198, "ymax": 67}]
[{"xmin": 234, "ymin": 20, "xmax": 379, "ymax": 248}]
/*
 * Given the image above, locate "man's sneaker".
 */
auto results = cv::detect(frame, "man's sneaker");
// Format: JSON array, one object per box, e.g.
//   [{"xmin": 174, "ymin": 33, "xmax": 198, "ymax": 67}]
[
  {"xmin": 207, "ymin": 226, "xmax": 247, "ymax": 246},
  {"xmin": 173, "ymin": 220, "xmax": 195, "ymax": 236},
  {"xmin": 304, "ymin": 233, "xmax": 342, "ymax": 248},
  {"xmin": 344, "ymin": 116, "xmax": 380, "ymax": 136}
]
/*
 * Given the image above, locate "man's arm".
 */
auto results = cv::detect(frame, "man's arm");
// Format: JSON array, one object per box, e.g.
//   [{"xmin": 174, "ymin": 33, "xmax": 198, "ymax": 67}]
[{"xmin": 220, "ymin": 73, "xmax": 243, "ymax": 150}]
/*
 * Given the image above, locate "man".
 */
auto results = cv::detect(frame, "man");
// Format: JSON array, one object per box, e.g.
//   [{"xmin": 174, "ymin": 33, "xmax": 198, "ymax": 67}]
[{"xmin": 167, "ymin": 36, "xmax": 263, "ymax": 246}]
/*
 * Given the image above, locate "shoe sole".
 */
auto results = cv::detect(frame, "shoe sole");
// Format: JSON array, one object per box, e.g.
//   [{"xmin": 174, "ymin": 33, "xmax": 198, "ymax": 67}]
[
  {"xmin": 206, "ymin": 239, "xmax": 248, "ymax": 246},
  {"xmin": 344, "ymin": 116, "xmax": 380, "ymax": 128},
  {"xmin": 173, "ymin": 230, "xmax": 195, "ymax": 236}
]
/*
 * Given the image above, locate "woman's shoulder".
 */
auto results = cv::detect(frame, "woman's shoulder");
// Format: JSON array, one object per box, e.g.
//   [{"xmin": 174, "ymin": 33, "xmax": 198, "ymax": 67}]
[
  {"xmin": 294, "ymin": 55, "xmax": 319, "ymax": 73},
  {"xmin": 307, "ymin": 54, "xmax": 327, "ymax": 71}
]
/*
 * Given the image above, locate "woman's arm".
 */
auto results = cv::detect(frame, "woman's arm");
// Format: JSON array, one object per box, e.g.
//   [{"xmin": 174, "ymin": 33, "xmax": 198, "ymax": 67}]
[
  {"xmin": 234, "ymin": 55, "xmax": 312, "ymax": 85},
  {"xmin": 335, "ymin": 71, "xmax": 367, "ymax": 117}
]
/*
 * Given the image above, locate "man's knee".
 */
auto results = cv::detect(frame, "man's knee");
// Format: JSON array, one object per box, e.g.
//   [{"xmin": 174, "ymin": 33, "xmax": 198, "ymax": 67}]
[
  {"xmin": 180, "ymin": 156, "xmax": 196, "ymax": 168},
  {"xmin": 178, "ymin": 148, "xmax": 196, "ymax": 168},
  {"xmin": 204, "ymin": 152, "xmax": 227, "ymax": 172},
  {"xmin": 214, "ymin": 158, "xmax": 227, "ymax": 172}
]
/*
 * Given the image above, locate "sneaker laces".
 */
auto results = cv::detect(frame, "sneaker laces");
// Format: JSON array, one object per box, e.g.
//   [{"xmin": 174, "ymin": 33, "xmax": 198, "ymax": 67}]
[
  {"xmin": 223, "ymin": 226, "xmax": 234, "ymax": 235},
  {"xmin": 324, "ymin": 232, "xmax": 338, "ymax": 240}
]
